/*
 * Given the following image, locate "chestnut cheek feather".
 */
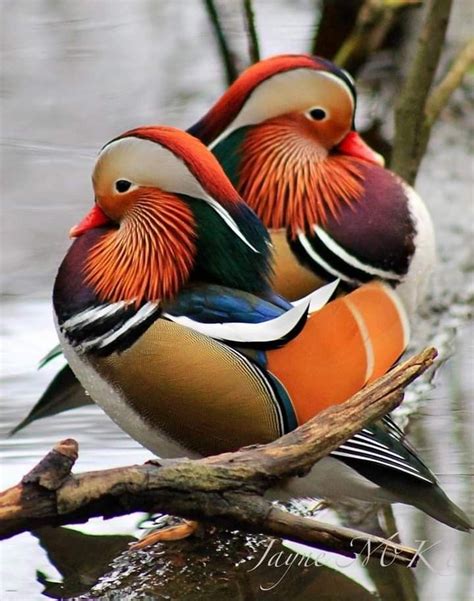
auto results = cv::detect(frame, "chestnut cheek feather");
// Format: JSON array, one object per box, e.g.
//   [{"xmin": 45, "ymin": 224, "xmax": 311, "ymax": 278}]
[
  {"xmin": 83, "ymin": 191, "xmax": 197, "ymax": 305},
  {"xmin": 238, "ymin": 118, "xmax": 365, "ymax": 236}
]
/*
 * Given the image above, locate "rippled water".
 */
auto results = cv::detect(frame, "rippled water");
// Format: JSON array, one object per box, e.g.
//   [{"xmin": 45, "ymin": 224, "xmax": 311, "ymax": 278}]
[{"xmin": 1, "ymin": 1, "xmax": 473, "ymax": 599}]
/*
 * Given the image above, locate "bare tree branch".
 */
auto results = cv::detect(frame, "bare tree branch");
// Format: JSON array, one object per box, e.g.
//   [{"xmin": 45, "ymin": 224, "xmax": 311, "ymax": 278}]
[
  {"xmin": 242, "ymin": 0, "xmax": 260, "ymax": 64},
  {"xmin": 425, "ymin": 38, "xmax": 474, "ymax": 124},
  {"xmin": 310, "ymin": 0, "xmax": 362, "ymax": 59},
  {"xmin": 333, "ymin": 0, "xmax": 421, "ymax": 72},
  {"xmin": 334, "ymin": 0, "xmax": 391, "ymax": 70},
  {"xmin": 203, "ymin": 0, "xmax": 239, "ymax": 85},
  {"xmin": 0, "ymin": 348, "xmax": 437, "ymax": 566},
  {"xmin": 391, "ymin": 0, "xmax": 453, "ymax": 184}
]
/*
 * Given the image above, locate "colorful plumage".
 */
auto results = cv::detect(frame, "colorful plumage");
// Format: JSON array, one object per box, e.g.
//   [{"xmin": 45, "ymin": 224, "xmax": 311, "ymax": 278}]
[
  {"xmin": 48, "ymin": 125, "xmax": 469, "ymax": 531},
  {"xmin": 188, "ymin": 54, "xmax": 436, "ymax": 313},
  {"xmin": 16, "ymin": 53, "xmax": 435, "ymax": 432}
]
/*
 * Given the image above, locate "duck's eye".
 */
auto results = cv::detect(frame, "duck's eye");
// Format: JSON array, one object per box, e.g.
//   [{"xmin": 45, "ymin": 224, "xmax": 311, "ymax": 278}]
[
  {"xmin": 309, "ymin": 108, "xmax": 327, "ymax": 121},
  {"xmin": 115, "ymin": 179, "xmax": 132, "ymax": 193}
]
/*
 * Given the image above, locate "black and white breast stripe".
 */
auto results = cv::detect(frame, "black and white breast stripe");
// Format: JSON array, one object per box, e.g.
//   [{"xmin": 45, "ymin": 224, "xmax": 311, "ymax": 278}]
[
  {"xmin": 290, "ymin": 227, "xmax": 404, "ymax": 288},
  {"xmin": 330, "ymin": 418, "xmax": 435, "ymax": 484},
  {"xmin": 59, "ymin": 301, "xmax": 161, "ymax": 356}
]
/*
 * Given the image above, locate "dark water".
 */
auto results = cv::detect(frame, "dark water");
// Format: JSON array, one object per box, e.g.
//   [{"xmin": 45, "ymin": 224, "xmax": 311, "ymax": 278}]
[{"xmin": 1, "ymin": 1, "xmax": 473, "ymax": 599}]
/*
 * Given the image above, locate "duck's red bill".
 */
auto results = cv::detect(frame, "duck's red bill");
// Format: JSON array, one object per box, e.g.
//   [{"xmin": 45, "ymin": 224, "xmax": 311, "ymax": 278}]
[
  {"xmin": 337, "ymin": 131, "xmax": 385, "ymax": 167},
  {"xmin": 69, "ymin": 205, "xmax": 110, "ymax": 238}
]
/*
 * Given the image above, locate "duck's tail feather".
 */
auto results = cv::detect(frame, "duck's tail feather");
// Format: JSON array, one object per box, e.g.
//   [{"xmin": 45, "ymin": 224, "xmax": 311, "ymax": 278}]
[{"xmin": 413, "ymin": 486, "xmax": 472, "ymax": 531}]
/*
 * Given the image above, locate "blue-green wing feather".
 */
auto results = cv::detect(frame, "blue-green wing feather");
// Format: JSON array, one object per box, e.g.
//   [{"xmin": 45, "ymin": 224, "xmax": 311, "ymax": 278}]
[{"xmin": 167, "ymin": 284, "xmax": 290, "ymax": 324}]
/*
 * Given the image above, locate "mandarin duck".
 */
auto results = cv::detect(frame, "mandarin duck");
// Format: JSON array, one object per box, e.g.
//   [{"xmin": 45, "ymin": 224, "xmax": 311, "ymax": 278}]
[
  {"xmin": 13, "ymin": 54, "xmax": 436, "ymax": 433},
  {"xmin": 50, "ymin": 125, "xmax": 470, "ymax": 532},
  {"xmin": 188, "ymin": 54, "xmax": 436, "ymax": 312}
]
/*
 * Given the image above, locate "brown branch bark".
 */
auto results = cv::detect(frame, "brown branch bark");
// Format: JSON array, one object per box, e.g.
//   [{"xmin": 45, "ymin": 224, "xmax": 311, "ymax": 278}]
[
  {"xmin": 0, "ymin": 348, "xmax": 437, "ymax": 566},
  {"xmin": 334, "ymin": 0, "xmax": 391, "ymax": 71},
  {"xmin": 391, "ymin": 0, "xmax": 453, "ymax": 184},
  {"xmin": 332, "ymin": 0, "xmax": 420, "ymax": 72},
  {"xmin": 310, "ymin": 0, "xmax": 362, "ymax": 59}
]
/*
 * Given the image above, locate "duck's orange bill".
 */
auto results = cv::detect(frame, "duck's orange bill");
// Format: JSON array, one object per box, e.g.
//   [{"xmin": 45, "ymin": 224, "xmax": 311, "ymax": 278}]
[
  {"xmin": 69, "ymin": 204, "xmax": 110, "ymax": 238},
  {"xmin": 337, "ymin": 131, "xmax": 385, "ymax": 167}
]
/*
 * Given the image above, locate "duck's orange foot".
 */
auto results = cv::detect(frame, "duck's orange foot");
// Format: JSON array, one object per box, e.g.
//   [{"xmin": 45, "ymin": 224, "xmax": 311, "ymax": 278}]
[{"xmin": 129, "ymin": 519, "xmax": 199, "ymax": 551}]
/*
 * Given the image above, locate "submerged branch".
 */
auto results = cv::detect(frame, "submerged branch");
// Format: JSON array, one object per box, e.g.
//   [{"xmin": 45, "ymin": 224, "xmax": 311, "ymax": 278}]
[{"xmin": 0, "ymin": 348, "xmax": 437, "ymax": 566}]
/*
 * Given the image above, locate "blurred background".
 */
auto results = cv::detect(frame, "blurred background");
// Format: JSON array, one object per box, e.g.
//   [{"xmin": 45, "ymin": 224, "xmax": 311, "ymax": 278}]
[{"xmin": 1, "ymin": 1, "xmax": 473, "ymax": 599}]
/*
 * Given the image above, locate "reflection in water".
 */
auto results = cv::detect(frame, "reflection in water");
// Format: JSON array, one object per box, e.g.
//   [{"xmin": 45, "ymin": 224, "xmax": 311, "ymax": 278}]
[
  {"xmin": 33, "ymin": 527, "xmax": 134, "ymax": 599},
  {"xmin": 1, "ymin": 1, "xmax": 472, "ymax": 600},
  {"xmin": 35, "ymin": 525, "xmax": 377, "ymax": 601}
]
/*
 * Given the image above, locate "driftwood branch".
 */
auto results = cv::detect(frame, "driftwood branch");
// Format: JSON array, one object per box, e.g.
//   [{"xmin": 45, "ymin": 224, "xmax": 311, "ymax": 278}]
[
  {"xmin": 0, "ymin": 348, "xmax": 437, "ymax": 566},
  {"xmin": 391, "ymin": 0, "xmax": 454, "ymax": 184}
]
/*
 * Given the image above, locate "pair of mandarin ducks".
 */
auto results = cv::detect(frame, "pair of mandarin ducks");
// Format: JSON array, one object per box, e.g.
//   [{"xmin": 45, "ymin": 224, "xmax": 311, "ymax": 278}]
[{"xmin": 18, "ymin": 55, "xmax": 471, "ymax": 532}]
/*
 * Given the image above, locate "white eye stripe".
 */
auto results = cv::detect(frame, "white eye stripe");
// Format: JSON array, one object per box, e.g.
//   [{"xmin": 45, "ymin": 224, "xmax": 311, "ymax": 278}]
[
  {"xmin": 208, "ymin": 69, "xmax": 353, "ymax": 150},
  {"xmin": 97, "ymin": 138, "xmax": 259, "ymax": 252}
]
